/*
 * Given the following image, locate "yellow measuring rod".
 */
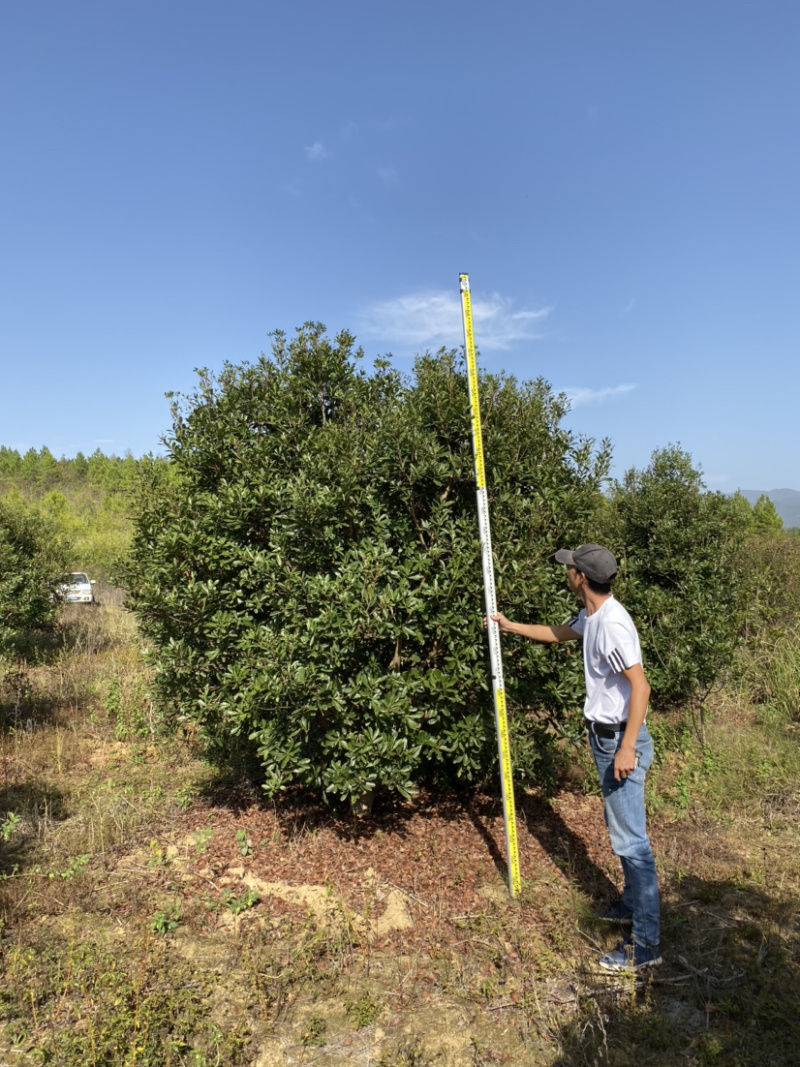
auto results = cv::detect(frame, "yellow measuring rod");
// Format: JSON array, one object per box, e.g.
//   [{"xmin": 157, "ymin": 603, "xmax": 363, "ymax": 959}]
[{"xmin": 459, "ymin": 272, "xmax": 522, "ymax": 898}]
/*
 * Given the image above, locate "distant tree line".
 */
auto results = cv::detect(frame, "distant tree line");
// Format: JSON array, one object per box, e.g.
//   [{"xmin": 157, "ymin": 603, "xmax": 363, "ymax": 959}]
[
  {"xmin": 0, "ymin": 448, "xmax": 169, "ymax": 617},
  {"xmin": 0, "ymin": 446, "xmax": 161, "ymax": 495}
]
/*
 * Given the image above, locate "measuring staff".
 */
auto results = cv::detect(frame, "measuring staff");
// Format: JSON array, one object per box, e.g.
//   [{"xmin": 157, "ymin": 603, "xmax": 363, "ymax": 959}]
[{"xmin": 459, "ymin": 273, "xmax": 522, "ymax": 898}]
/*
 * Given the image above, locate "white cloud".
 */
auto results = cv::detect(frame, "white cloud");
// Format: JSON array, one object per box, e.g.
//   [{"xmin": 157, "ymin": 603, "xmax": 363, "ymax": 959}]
[
  {"xmin": 358, "ymin": 290, "xmax": 551, "ymax": 351},
  {"xmin": 562, "ymin": 384, "xmax": 636, "ymax": 408},
  {"xmin": 305, "ymin": 140, "xmax": 331, "ymax": 162}
]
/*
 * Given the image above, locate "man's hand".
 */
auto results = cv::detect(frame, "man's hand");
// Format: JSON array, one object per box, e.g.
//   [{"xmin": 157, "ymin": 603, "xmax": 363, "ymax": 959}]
[
  {"xmin": 484, "ymin": 614, "xmax": 580, "ymax": 644},
  {"xmin": 613, "ymin": 744, "xmax": 637, "ymax": 782}
]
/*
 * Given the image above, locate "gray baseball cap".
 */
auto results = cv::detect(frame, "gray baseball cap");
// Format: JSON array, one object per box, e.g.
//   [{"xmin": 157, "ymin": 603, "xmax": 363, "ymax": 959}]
[{"xmin": 554, "ymin": 544, "xmax": 618, "ymax": 583}]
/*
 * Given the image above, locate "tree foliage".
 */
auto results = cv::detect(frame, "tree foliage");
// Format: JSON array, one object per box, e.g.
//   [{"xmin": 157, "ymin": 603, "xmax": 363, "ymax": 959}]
[
  {"xmin": 603, "ymin": 446, "xmax": 751, "ymax": 706},
  {"xmin": 122, "ymin": 325, "xmax": 611, "ymax": 803},
  {"xmin": 752, "ymin": 493, "xmax": 783, "ymax": 533},
  {"xmin": 0, "ymin": 499, "xmax": 71, "ymax": 656}
]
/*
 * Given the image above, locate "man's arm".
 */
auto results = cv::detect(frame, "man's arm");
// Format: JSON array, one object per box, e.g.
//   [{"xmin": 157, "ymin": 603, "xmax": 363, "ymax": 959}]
[
  {"xmin": 614, "ymin": 663, "xmax": 651, "ymax": 781},
  {"xmin": 489, "ymin": 612, "xmax": 581, "ymax": 644}
]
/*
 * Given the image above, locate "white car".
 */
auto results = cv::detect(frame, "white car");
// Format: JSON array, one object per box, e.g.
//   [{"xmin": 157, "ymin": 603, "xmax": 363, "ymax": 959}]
[{"xmin": 63, "ymin": 572, "xmax": 96, "ymax": 604}]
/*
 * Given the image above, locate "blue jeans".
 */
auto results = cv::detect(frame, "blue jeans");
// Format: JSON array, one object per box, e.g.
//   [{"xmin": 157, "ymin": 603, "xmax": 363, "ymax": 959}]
[{"xmin": 589, "ymin": 721, "xmax": 660, "ymax": 948}]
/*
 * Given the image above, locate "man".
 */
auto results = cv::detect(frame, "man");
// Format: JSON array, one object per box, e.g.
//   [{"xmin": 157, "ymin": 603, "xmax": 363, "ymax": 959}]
[{"xmin": 491, "ymin": 543, "xmax": 661, "ymax": 971}]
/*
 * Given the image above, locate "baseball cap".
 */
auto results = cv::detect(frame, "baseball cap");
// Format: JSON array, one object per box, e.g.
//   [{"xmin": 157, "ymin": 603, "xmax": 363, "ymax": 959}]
[{"xmin": 554, "ymin": 544, "xmax": 618, "ymax": 583}]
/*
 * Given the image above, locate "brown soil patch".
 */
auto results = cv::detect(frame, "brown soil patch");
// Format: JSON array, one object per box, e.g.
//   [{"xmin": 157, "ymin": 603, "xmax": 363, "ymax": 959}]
[{"xmin": 124, "ymin": 788, "xmax": 619, "ymax": 950}]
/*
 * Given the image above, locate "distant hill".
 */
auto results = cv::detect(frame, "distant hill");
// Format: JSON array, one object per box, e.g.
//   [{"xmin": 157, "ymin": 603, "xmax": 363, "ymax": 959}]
[{"xmin": 737, "ymin": 489, "xmax": 800, "ymax": 528}]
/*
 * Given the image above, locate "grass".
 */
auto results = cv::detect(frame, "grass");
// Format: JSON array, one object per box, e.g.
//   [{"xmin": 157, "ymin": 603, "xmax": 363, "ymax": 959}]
[{"xmin": 1, "ymin": 602, "xmax": 800, "ymax": 1064}]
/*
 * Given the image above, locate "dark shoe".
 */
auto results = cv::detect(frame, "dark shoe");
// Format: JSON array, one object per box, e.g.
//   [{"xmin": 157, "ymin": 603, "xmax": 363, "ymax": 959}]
[
  {"xmin": 598, "ymin": 938, "xmax": 662, "ymax": 972},
  {"xmin": 597, "ymin": 899, "xmax": 633, "ymax": 923}
]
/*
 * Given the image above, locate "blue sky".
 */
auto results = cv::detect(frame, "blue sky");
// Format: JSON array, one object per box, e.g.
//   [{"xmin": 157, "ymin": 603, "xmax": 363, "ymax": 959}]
[{"xmin": 1, "ymin": 1, "xmax": 797, "ymax": 491}]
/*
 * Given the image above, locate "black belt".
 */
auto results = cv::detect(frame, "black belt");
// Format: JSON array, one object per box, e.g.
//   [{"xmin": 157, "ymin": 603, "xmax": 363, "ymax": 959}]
[{"xmin": 586, "ymin": 719, "xmax": 628, "ymax": 739}]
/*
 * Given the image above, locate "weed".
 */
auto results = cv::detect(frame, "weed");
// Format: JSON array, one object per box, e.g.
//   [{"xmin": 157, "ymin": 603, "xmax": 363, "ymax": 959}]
[
  {"xmin": 300, "ymin": 1010, "xmax": 327, "ymax": 1046},
  {"xmin": 378, "ymin": 1038, "xmax": 426, "ymax": 1066},
  {"xmin": 0, "ymin": 811, "xmax": 21, "ymax": 841},
  {"xmin": 225, "ymin": 886, "xmax": 261, "ymax": 915},
  {"xmin": 346, "ymin": 990, "xmax": 382, "ymax": 1028},
  {"xmin": 193, "ymin": 826, "xmax": 214, "ymax": 853},
  {"xmin": 57, "ymin": 853, "xmax": 90, "ymax": 880},
  {"xmin": 147, "ymin": 839, "xmax": 169, "ymax": 868},
  {"xmin": 107, "ymin": 676, "xmax": 125, "ymax": 739},
  {"xmin": 150, "ymin": 908, "xmax": 181, "ymax": 934},
  {"xmin": 176, "ymin": 783, "xmax": 197, "ymax": 810},
  {"xmin": 235, "ymin": 827, "xmax": 254, "ymax": 856}
]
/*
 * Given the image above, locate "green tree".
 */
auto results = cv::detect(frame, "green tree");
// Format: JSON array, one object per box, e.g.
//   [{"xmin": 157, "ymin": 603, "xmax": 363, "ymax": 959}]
[
  {"xmin": 0, "ymin": 448, "xmax": 21, "ymax": 480},
  {"xmin": 730, "ymin": 491, "xmax": 754, "ymax": 530},
  {"xmin": 122, "ymin": 325, "xmax": 611, "ymax": 804},
  {"xmin": 36, "ymin": 447, "xmax": 59, "ymax": 488},
  {"xmin": 0, "ymin": 499, "xmax": 71, "ymax": 656},
  {"xmin": 604, "ymin": 446, "xmax": 751, "ymax": 707},
  {"xmin": 19, "ymin": 448, "xmax": 40, "ymax": 484},
  {"xmin": 752, "ymin": 493, "xmax": 783, "ymax": 533},
  {"xmin": 72, "ymin": 451, "xmax": 89, "ymax": 478}
]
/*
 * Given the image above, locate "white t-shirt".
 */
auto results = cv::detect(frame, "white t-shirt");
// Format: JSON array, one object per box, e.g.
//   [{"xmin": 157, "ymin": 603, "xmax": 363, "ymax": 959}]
[{"xmin": 567, "ymin": 596, "xmax": 643, "ymax": 725}]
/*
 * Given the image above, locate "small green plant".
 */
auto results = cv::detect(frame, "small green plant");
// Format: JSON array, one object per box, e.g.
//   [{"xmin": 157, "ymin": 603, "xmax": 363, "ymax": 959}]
[
  {"xmin": 106, "ymin": 678, "xmax": 126, "ymax": 740},
  {"xmin": 225, "ymin": 886, "xmax": 261, "ymax": 915},
  {"xmin": 377, "ymin": 1039, "xmax": 426, "ymax": 1067},
  {"xmin": 50, "ymin": 854, "xmax": 89, "ymax": 880},
  {"xmin": 0, "ymin": 812, "xmax": 21, "ymax": 842},
  {"xmin": 300, "ymin": 1011, "xmax": 327, "ymax": 1047},
  {"xmin": 235, "ymin": 828, "xmax": 253, "ymax": 856},
  {"xmin": 150, "ymin": 909, "xmax": 180, "ymax": 935},
  {"xmin": 346, "ymin": 991, "xmax": 382, "ymax": 1029},
  {"xmin": 175, "ymin": 784, "xmax": 197, "ymax": 811},
  {"xmin": 148, "ymin": 840, "xmax": 169, "ymax": 868},
  {"xmin": 192, "ymin": 827, "xmax": 214, "ymax": 854}
]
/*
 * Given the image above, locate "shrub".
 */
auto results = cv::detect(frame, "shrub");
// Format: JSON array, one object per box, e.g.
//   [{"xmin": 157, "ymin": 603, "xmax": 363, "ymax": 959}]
[
  {"xmin": 0, "ymin": 498, "xmax": 71, "ymax": 656},
  {"xmin": 737, "ymin": 529, "xmax": 800, "ymax": 633},
  {"xmin": 603, "ymin": 446, "xmax": 751, "ymax": 706},
  {"xmin": 122, "ymin": 324, "xmax": 611, "ymax": 803}
]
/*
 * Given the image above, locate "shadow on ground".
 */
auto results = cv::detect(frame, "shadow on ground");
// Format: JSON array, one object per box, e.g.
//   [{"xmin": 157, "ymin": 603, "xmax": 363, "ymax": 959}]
[{"xmin": 550, "ymin": 868, "xmax": 800, "ymax": 1066}]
